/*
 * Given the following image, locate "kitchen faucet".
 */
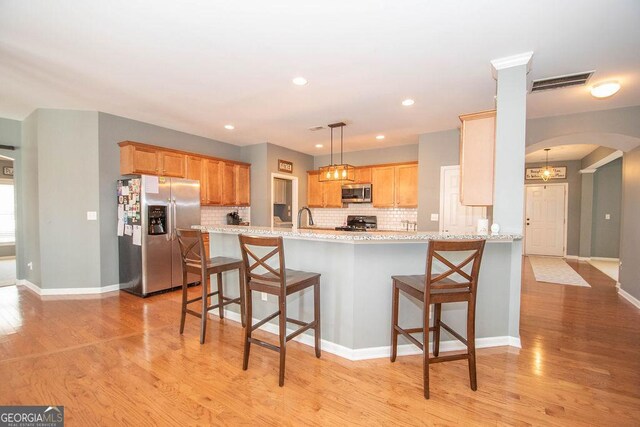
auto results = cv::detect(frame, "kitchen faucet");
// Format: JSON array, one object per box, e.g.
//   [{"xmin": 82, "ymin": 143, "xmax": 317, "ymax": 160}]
[{"xmin": 297, "ymin": 206, "xmax": 315, "ymax": 228}]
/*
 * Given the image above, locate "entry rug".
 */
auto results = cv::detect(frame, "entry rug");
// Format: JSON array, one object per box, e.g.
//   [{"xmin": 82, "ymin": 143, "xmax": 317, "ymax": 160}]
[{"xmin": 528, "ymin": 256, "xmax": 591, "ymax": 287}]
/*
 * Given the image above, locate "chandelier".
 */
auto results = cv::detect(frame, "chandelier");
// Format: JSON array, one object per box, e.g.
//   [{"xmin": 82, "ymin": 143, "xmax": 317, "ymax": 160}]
[
  {"xmin": 541, "ymin": 148, "xmax": 554, "ymax": 182},
  {"xmin": 318, "ymin": 122, "xmax": 355, "ymax": 182}
]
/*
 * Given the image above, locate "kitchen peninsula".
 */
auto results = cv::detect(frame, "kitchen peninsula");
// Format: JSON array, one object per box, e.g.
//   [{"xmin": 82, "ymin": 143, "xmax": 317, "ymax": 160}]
[{"xmin": 197, "ymin": 225, "xmax": 523, "ymax": 360}]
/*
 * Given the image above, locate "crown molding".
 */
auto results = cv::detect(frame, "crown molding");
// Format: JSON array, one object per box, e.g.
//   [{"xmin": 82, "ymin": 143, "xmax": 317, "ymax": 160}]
[{"xmin": 491, "ymin": 51, "xmax": 533, "ymax": 78}]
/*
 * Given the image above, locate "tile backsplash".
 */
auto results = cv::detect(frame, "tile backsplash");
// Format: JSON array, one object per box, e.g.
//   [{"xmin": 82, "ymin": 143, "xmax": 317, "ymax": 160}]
[
  {"xmin": 310, "ymin": 204, "xmax": 417, "ymax": 230},
  {"xmin": 201, "ymin": 206, "xmax": 251, "ymax": 226}
]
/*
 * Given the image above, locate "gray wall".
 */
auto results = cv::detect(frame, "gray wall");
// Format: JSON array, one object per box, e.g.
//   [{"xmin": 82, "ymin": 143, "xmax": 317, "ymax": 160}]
[
  {"xmin": 525, "ymin": 160, "xmax": 582, "ymax": 256},
  {"xmin": 591, "ymin": 158, "xmax": 622, "ymax": 258},
  {"xmin": 619, "ymin": 146, "xmax": 640, "ymax": 300},
  {"xmin": 37, "ymin": 110, "xmax": 101, "ymax": 289},
  {"xmin": 313, "ymin": 143, "xmax": 418, "ymax": 169},
  {"xmin": 527, "ymin": 105, "xmax": 640, "ymax": 146},
  {"xmin": 243, "ymin": 142, "xmax": 314, "ymax": 227},
  {"xmin": 579, "ymin": 174, "xmax": 594, "ymax": 258},
  {"xmin": 417, "ymin": 130, "xmax": 460, "ymax": 231},
  {"xmin": 582, "ymin": 146, "xmax": 616, "ymax": 169},
  {"xmin": 98, "ymin": 112, "xmax": 244, "ymax": 287}
]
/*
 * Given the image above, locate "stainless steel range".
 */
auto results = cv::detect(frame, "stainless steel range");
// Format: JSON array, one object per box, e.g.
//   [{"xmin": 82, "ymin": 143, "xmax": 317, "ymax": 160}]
[{"xmin": 335, "ymin": 215, "xmax": 377, "ymax": 232}]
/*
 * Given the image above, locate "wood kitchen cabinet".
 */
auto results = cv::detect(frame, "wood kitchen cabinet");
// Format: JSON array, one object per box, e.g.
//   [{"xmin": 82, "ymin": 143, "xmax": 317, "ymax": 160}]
[
  {"xmin": 372, "ymin": 163, "xmax": 418, "ymax": 208},
  {"xmin": 459, "ymin": 110, "xmax": 495, "ymax": 206},
  {"xmin": 307, "ymin": 171, "xmax": 343, "ymax": 208},
  {"xmin": 354, "ymin": 167, "xmax": 372, "ymax": 184},
  {"xmin": 119, "ymin": 141, "xmax": 251, "ymax": 207}
]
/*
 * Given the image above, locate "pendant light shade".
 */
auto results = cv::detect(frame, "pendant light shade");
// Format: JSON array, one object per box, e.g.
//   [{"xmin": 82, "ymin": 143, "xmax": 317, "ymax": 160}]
[
  {"xmin": 318, "ymin": 122, "xmax": 355, "ymax": 182},
  {"xmin": 541, "ymin": 148, "xmax": 553, "ymax": 182}
]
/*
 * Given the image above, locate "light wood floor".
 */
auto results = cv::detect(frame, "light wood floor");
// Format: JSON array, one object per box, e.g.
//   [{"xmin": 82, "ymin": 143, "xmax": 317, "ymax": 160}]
[{"xmin": 1, "ymin": 259, "xmax": 639, "ymax": 425}]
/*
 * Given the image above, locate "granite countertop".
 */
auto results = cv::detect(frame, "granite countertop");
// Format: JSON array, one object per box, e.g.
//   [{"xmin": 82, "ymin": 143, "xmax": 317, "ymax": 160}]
[{"xmin": 194, "ymin": 225, "xmax": 521, "ymax": 244}]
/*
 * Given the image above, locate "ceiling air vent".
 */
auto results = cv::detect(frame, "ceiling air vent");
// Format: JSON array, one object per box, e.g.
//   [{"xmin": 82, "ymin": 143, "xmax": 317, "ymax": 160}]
[
  {"xmin": 531, "ymin": 71, "xmax": 594, "ymax": 93},
  {"xmin": 308, "ymin": 125, "xmax": 324, "ymax": 132}
]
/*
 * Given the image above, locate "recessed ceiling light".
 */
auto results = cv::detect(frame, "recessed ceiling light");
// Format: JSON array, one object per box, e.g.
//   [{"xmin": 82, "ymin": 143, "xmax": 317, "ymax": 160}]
[
  {"xmin": 402, "ymin": 99, "xmax": 415, "ymax": 106},
  {"xmin": 315, "ymin": 144, "xmax": 323, "ymax": 148},
  {"xmin": 292, "ymin": 77, "xmax": 308, "ymax": 86},
  {"xmin": 376, "ymin": 135, "xmax": 385, "ymax": 140},
  {"xmin": 224, "ymin": 124, "xmax": 235, "ymax": 130},
  {"xmin": 590, "ymin": 81, "xmax": 620, "ymax": 98}
]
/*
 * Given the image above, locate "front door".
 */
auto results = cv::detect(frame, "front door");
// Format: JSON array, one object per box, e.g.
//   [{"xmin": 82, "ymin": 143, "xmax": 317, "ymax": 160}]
[
  {"xmin": 440, "ymin": 166, "xmax": 486, "ymax": 234},
  {"xmin": 525, "ymin": 184, "xmax": 566, "ymax": 256}
]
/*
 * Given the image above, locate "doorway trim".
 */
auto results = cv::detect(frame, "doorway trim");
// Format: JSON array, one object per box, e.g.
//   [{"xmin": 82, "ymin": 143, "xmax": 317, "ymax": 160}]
[
  {"xmin": 270, "ymin": 173, "xmax": 299, "ymax": 229},
  {"xmin": 523, "ymin": 182, "xmax": 569, "ymax": 257},
  {"xmin": 439, "ymin": 165, "xmax": 457, "ymax": 233}
]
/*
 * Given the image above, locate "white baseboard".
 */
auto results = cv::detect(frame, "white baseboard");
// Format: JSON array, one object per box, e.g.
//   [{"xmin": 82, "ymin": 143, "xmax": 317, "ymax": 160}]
[
  {"xmin": 17, "ymin": 280, "xmax": 121, "ymax": 296},
  {"xmin": 0, "ymin": 255, "xmax": 16, "ymax": 260},
  {"xmin": 209, "ymin": 310, "xmax": 521, "ymax": 361},
  {"xmin": 578, "ymin": 256, "xmax": 591, "ymax": 262},
  {"xmin": 564, "ymin": 255, "xmax": 579, "ymax": 260},
  {"xmin": 618, "ymin": 286, "xmax": 640, "ymax": 309},
  {"xmin": 590, "ymin": 257, "xmax": 619, "ymax": 262}
]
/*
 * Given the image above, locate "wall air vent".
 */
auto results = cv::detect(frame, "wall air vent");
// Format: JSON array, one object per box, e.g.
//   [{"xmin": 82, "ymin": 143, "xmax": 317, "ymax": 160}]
[
  {"xmin": 531, "ymin": 71, "xmax": 594, "ymax": 93},
  {"xmin": 308, "ymin": 125, "xmax": 324, "ymax": 131}
]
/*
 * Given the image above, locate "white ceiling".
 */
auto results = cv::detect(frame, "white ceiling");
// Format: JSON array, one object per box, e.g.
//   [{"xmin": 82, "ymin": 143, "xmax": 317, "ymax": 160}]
[
  {"xmin": 1, "ymin": 0, "xmax": 639, "ymax": 155},
  {"xmin": 525, "ymin": 144, "xmax": 598, "ymax": 163}
]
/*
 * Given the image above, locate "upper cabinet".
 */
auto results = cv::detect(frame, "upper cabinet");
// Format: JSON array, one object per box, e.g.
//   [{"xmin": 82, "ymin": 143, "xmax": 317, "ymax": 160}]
[
  {"xmin": 353, "ymin": 167, "xmax": 372, "ymax": 184},
  {"xmin": 119, "ymin": 141, "xmax": 251, "ymax": 207},
  {"xmin": 371, "ymin": 163, "xmax": 418, "ymax": 208},
  {"xmin": 307, "ymin": 171, "xmax": 343, "ymax": 208},
  {"xmin": 459, "ymin": 110, "xmax": 495, "ymax": 206}
]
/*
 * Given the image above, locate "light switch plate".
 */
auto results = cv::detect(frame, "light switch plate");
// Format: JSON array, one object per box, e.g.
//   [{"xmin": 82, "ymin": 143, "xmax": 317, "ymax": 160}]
[
  {"xmin": 87, "ymin": 211, "xmax": 97, "ymax": 221},
  {"xmin": 430, "ymin": 213, "xmax": 439, "ymax": 221},
  {"xmin": 605, "ymin": 214, "xmax": 611, "ymax": 220}
]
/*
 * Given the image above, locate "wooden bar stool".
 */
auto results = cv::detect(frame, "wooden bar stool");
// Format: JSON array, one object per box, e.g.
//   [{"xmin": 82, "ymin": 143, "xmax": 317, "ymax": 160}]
[
  {"xmin": 176, "ymin": 229, "xmax": 246, "ymax": 344},
  {"xmin": 238, "ymin": 234, "xmax": 321, "ymax": 386},
  {"xmin": 390, "ymin": 239, "xmax": 486, "ymax": 399}
]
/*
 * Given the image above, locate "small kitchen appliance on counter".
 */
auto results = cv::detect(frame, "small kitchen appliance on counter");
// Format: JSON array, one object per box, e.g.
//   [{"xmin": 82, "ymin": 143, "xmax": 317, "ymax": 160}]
[{"xmin": 335, "ymin": 215, "xmax": 377, "ymax": 232}]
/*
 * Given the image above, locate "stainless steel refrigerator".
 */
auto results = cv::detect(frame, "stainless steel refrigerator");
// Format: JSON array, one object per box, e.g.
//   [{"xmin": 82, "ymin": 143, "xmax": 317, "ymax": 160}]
[{"xmin": 118, "ymin": 175, "xmax": 201, "ymax": 297}]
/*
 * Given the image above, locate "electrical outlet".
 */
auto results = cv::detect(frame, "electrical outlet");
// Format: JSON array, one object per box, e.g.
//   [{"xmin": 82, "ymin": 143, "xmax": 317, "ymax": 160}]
[
  {"xmin": 87, "ymin": 211, "xmax": 97, "ymax": 220},
  {"xmin": 27, "ymin": 262, "xmax": 33, "ymax": 270},
  {"xmin": 261, "ymin": 292, "xmax": 268, "ymax": 301},
  {"xmin": 605, "ymin": 214, "xmax": 611, "ymax": 220},
  {"xmin": 430, "ymin": 213, "xmax": 439, "ymax": 221}
]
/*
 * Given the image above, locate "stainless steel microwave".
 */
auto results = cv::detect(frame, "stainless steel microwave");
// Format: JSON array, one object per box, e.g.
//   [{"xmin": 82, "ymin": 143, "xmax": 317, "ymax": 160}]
[{"xmin": 341, "ymin": 183, "xmax": 372, "ymax": 203}]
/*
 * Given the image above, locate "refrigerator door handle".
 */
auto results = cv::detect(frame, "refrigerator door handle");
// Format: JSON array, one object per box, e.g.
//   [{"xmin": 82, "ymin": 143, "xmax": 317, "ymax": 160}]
[
  {"xmin": 172, "ymin": 198, "xmax": 178, "ymax": 240},
  {"xmin": 166, "ymin": 197, "xmax": 172, "ymax": 242}
]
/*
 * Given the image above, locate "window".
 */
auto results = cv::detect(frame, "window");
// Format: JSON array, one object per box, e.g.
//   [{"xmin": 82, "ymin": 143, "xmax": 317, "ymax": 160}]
[{"xmin": 0, "ymin": 181, "xmax": 15, "ymax": 244}]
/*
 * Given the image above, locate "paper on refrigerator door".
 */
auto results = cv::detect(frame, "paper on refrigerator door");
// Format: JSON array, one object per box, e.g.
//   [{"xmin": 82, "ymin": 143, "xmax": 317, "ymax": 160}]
[
  {"xmin": 143, "ymin": 175, "xmax": 159, "ymax": 194},
  {"xmin": 124, "ymin": 224, "xmax": 133, "ymax": 236},
  {"xmin": 117, "ymin": 219, "xmax": 124, "ymax": 236},
  {"xmin": 132, "ymin": 225, "xmax": 142, "ymax": 246},
  {"xmin": 117, "ymin": 204, "xmax": 124, "ymax": 219}
]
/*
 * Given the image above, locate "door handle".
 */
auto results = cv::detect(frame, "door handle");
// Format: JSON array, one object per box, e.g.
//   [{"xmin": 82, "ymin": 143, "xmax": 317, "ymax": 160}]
[
  {"xmin": 172, "ymin": 198, "xmax": 178, "ymax": 240},
  {"xmin": 166, "ymin": 198, "xmax": 172, "ymax": 242}
]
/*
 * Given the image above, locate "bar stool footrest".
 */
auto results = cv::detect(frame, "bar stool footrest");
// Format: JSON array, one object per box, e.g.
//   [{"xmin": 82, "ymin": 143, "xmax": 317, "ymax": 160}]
[
  {"xmin": 286, "ymin": 320, "xmax": 316, "ymax": 342},
  {"xmin": 440, "ymin": 321, "xmax": 468, "ymax": 346},
  {"xmin": 248, "ymin": 337, "xmax": 280, "ymax": 353}
]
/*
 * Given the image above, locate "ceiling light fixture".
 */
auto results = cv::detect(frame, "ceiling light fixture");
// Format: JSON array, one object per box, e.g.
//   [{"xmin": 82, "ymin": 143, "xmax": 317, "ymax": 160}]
[
  {"xmin": 315, "ymin": 144, "xmax": 323, "ymax": 148},
  {"xmin": 541, "ymin": 148, "xmax": 554, "ymax": 182},
  {"xmin": 402, "ymin": 99, "xmax": 415, "ymax": 106},
  {"xmin": 292, "ymin": 77, "xmax": 308, "ymax": 86},
  {"xmin": 376, "ymin": 135, "xmax": 385, "ymax": 140},
  {"xmin": 318, "ymin": 122, "xmax": 354, "ymax": 182},
  {"xmin": 224, "ymin": 124, "xmax": 235, "ymax": 130},
  {"xmin": 590, "ymin": 81, "xmax": 620, "ymax": 98}
]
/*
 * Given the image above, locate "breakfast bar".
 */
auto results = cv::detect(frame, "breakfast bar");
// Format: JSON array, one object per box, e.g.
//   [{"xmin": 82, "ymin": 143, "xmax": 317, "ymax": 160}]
[{"xmin": 197, "ymin": 225, "xmax": 523, "ymax": 360}]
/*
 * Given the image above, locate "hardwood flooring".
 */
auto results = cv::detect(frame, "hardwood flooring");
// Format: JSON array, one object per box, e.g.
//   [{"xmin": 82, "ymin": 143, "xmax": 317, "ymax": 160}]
[{"xmin": 1, "ymin": 259, "xmax": 639, "ymax": 425}]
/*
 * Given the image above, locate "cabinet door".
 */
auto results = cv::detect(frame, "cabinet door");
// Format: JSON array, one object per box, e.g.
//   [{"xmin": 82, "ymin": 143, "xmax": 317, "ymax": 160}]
[
  {"xmin": 159, "ymin": 151, "xmax": 186, "ymax": 177},
  {"xmin": 131, "ymin": 146, "xmax": 160, "ymax": 175},
  {"xmin": 186, "ymin": 156, "xmax": 206, "ymax": 204},
  {"xmin": 324, "ymin": 180, "xmax": 343, "ymax": 208},
  {"xmin": 372, "ymin": 166, "xmax": 395, "ymax": 207},
  {"xmin": 307, "ymin": 172, "xmax": 324, "ymax": 208},
  {"xmin": 236, "ymin": 164, "xmax": 251, "ymax": 206},
  {"xmin": 395, "ymin": 164, "xmax": 418, "ymax": 207},
  {"xmin": 221, "ymin": 162, "xmax": 237, "ymax": 205},
  {"xmin": 459, "ymin": 111, "xmax": 495, "ymax": 205},
  {"xmin": 204, "ymin": 160, "xmax": 222, "ymax": 205},
  {"xmin": 354, "ymin": 167, "xmax": 372, "ymax": 184}
]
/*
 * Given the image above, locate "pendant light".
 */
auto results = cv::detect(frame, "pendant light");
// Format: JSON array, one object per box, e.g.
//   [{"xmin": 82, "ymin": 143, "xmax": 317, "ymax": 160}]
[
  {"xmin": 541, "ymin": 148, "xmax": 553, "ymax": 182},
  {"xmin": 318, "ymin": 122, "xmax": 355, "ymax": 182}
]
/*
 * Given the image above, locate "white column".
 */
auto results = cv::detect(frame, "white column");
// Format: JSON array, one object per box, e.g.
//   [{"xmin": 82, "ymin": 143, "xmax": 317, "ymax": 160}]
[{"xmin": 491, "ymin": 52, "xmax": 532, "ymax": 234}]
